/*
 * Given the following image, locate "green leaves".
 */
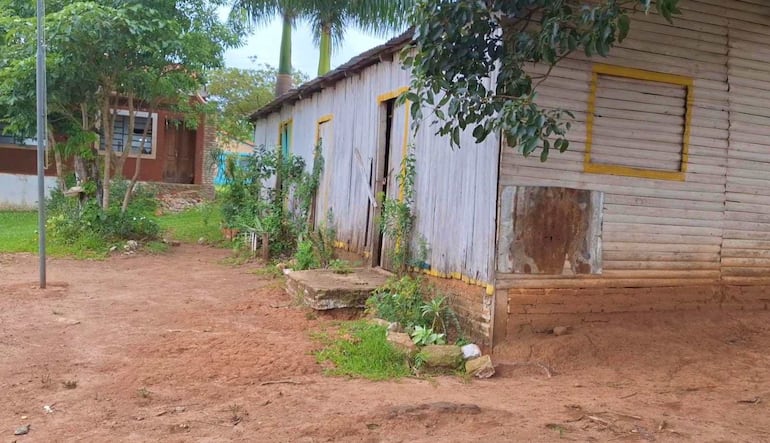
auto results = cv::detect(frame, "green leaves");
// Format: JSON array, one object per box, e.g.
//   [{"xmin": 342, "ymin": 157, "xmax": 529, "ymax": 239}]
[{"xmin": 404, "ymin": 0, "xmax": 681, "ymax": 159}]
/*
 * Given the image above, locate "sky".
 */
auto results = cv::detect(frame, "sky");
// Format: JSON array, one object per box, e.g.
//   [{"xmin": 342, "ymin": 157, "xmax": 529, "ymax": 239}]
[{"xmin": 222, "ymin": 14, "xmax": 391, "ymax": 77}]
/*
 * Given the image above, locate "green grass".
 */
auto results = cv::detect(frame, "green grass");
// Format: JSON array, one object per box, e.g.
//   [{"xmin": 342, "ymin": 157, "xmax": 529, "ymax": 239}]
[
  {"xmin": 0, "ymin": 211, "xmax": 110, "ymax": 258},
  {"xmin": 1, "ymin": 201, "xmax": 226, "ymax": 258},
  {"xmin": 315, "ymin": 321, "xmax": 411, "ymax": 380},
  {"xmin": 156, "ymin": 203, "xmax": 224, "ymax": 245},
  {"xmin": 0, "ymin": 211, "xmax": 38, "ymax": 253}
]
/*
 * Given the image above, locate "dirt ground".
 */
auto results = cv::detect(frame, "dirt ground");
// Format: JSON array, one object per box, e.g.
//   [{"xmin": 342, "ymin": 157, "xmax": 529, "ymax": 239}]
[{"xmin": 1, "ymin": 245, "xmax": 769, "ymax": 442}]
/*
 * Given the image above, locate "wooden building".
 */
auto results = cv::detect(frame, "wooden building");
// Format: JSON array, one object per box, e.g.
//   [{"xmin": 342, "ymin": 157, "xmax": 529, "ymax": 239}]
[{"xmin": 251, "ymin": 0, "xmax": 770, "ymax": 345}]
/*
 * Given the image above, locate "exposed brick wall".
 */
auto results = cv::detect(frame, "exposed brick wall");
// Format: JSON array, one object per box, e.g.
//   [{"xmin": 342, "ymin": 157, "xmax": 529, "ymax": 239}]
[
  {"xmin": 504, "ymin": 285, "xmax": 770, "ymax": 337},
  {"xmin": 425, "ymin": 277, "xmax": 494, "ymax": 346}
]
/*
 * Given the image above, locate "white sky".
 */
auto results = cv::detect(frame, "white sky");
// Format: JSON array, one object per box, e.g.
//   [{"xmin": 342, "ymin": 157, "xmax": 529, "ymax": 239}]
[{"xmin": 222, "ymin": 14, "xmax": 391, "ymax": 77}]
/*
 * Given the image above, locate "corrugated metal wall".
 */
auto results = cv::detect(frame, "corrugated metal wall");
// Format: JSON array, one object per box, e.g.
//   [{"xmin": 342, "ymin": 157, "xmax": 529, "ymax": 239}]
[
  {"xmin": 497, "ymin": 0, "xmax": 770, "ymax": 292},
  {"xmin": 252, "ymin": 60, "xmax": 499, "ymax": 284},
  {"xmin": 723, "ymin": 1, "xmax": 770, "ymax": 284}
]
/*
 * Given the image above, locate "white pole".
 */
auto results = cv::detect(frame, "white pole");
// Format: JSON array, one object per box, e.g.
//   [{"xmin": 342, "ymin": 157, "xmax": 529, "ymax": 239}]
[{"xmin": 36, "ymin": 0, "xmax": 47, "ymax": 289}]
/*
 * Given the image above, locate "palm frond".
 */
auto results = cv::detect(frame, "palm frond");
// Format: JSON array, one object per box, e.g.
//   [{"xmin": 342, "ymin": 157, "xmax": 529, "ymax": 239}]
[{"xmin": 228, "ymin": 0, "xmax": 285, "ymax": 28}]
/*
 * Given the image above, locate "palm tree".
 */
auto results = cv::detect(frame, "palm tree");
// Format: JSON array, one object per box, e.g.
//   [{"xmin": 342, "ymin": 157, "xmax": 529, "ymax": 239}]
[
  {"xmin": 307, "ymin": 0, "xmax": 413, "ymax": 76},
  {"xmin": 230, "ymin": 0, "xmax": 414, "ymax": 92},
  {"xmin": 229, "ymin": 0, "xmax": 300, "ymax": 95}
]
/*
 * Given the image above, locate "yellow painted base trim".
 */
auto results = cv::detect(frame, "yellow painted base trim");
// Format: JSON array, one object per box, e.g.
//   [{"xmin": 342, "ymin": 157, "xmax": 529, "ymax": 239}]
[{"xmin": 412, "ymin": 267, "xmax": 495, "ymax": 295}]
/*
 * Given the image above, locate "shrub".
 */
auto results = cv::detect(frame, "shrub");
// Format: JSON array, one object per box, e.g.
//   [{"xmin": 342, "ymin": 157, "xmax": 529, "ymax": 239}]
[
  {"xmin": 294, "ymin": 238, "xmax": 318, "ymax": 270},
  {"xmin": 367, "ymin": 276, "xmax": 426, "ymax": 330},
  {"xmin": 218, "ymin": 144, "xmax": 323, "ymax": 258},
  {"xmin": 46, "ymin": 179, "xmax": 160, "ymax": 246},
  {"xmin": 367, "ymin": 276, "xmax": 462, "ymax": 340}
]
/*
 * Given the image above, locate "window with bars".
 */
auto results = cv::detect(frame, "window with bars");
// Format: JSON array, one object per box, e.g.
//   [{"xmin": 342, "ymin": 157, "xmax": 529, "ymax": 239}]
[{"xmin": 100, "ymin": 110, "xmax": 158, "ymax": 158}]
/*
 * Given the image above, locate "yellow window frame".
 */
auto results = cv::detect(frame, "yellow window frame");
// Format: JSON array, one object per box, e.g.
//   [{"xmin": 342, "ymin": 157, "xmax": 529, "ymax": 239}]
[
  {"xmin": 315, "ymin": 114, "xmax": 333, "ymax": 145},
  {"xmin": 584, "ymin": 64, "xmax": 694, "ymax": 181}
]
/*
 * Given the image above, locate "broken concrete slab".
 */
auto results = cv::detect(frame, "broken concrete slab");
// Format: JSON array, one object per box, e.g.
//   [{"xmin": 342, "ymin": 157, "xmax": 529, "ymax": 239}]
[{"xmin": 285, "ymin": 268, "xmax": 391, "ymax": 310}]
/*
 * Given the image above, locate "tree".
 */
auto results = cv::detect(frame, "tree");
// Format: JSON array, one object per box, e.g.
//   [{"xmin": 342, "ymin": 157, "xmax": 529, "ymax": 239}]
[
  {"xmin": 229, "ymin": 0, "xmax": 300, "ymax": 95},
  {"xmin": 229, "ymin": 0, "xmax": 414, "ymax": 87},
  {"xmin": 206, "ymin": 64, "xmax": 308, "ymax": 141},
  {"xmin": 403, "ymin": 0, "xmax": 682, "ymax": 161},
  {"xmin": 0, "ymin": 0, "xmax": 239, "ymax": 209},
  {"xmin": 305, "ymin": 0, "xmax": 413, "ymax": 76}
]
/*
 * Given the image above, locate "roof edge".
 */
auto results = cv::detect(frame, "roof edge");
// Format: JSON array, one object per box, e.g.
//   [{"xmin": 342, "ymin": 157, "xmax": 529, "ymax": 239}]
[{"xmin": 249, "ymin": 30, "xmax": 414, "ymax": 122}]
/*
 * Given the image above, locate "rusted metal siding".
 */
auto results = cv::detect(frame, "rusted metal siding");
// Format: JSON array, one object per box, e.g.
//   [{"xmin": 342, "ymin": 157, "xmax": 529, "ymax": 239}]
[
  {"xmin": 496, "ymin": 0, "xmax": 734, "ymax": 292},
  {"xmin": 497, "ymin": 186, "xmax": 603, "ymax": 275}
]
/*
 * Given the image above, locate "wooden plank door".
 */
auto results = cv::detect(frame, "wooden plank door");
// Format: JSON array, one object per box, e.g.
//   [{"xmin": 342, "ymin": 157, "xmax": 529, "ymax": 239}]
[{"xmin": 163, "ymin": 120, "xmax": 196, "ymax": 184}]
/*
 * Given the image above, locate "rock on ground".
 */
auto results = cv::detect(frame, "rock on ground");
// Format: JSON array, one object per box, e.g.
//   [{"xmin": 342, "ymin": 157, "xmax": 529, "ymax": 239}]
[
  {"xmin": 386, "ymin": 332, "xmax": 418, "ymax": 357},
  {"xmin": 418, "ymin": 345, "xmax": 463, "ymax": 369},
  {"xmin": 465, "ymin": 355, "xmax": 495, "ymax": 378}
]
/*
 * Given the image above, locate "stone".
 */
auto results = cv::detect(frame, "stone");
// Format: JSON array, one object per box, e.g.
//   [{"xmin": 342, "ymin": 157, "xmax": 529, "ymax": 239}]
[
  {"xmin": 386, "ymin": 331, "xmax": 418, "ymax": 356},
  {"xmin": 553, "ymin": 326, "xmax": 569, "ymax": 336},
  {"xmin": 14, "ymin": 424, "xmax": 30, "ymax": 436},
  {"xmin": 163, "ymin": 238, "xmax": 181, "ymax": 247},
  {"xmin": 460, "ymin": 343, "xmax": 482, "ymax": 360},
  {"xmin": 124, "ymin": 240, "xmax": 139, "ymax": 252},
  {"xmin": 386, "ymin": 322, "xmax": 402, "ymax": 333},
  {"xmin": 465, "ymin": 355, "xmax": 495, "ymax": 378},
  {"xmin": 417, "ymin": 345, "xmax": 464, "ymax": 369}
]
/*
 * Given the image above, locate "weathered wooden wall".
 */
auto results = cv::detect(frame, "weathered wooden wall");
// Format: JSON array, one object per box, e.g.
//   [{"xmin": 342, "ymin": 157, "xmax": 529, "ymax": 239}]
[
  {"xmin": 252, "ymin": 57, "xmax": 500, "ymax": 302},
  {"xmin": 496, "ymin": 0, "xmax": 770, "ymax": 335}
]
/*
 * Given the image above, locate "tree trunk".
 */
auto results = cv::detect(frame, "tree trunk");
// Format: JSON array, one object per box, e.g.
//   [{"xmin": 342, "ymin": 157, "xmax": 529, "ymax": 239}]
[
  {"xmin": 275, "ymin": 13, "xmax": 293, "ymax": 96},
  {"xmin": 75, "ymin": 105, "xmax": 102, "ymax": 206},
  {"xmin": 318, "ymin": 24, "xmax": 332, "ymax": 76},
  {"xmin": 121, "ymin": 107, "xmax": 153, "ymax": 213},
  {"xmin": 114, "ymin": 93, "xmax": 136, "ymax": 176},
  {"xmin": 100, "ymin": 93, "xmax": 116, "ymax": 209},
  {"xmin": 47, "ymin": 128, "xmax": 65, "ymax": 191}
]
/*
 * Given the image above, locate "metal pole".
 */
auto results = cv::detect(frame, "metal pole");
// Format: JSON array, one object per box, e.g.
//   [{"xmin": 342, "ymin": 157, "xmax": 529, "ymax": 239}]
[{"xmin": 36, "ymin": 0, "xmax": 47, "ymax": 289}]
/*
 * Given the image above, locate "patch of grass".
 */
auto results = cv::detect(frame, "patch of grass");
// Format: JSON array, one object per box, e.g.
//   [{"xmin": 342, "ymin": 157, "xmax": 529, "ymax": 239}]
[
  {"xmin": 156, "ymin": 203, "xmax": 224, "ymax": 245},
  {"xmin": 0, "ymin": 211, "xmax": 110, "ymax": 258},
  {"xmin": 0, "ymin": 211, "xmax": 38, "ymax": 253},
  {"xmin": 329, "ymin": 259, "xmax": 352, "ymax": 274},
  {"xmin": 251, "ymin": 263, "xmax": 284, "ymax": 279},
  {"xmin": 137, "ymin": 387, "xmax": 151, "ymax": 398},
  {"xmin": 315, "ymin": 321, "xmax": 410, "ymax": 380},
  {"xmin": 144, "ymin": 240, "xmax": 169, "ymax": 254}
]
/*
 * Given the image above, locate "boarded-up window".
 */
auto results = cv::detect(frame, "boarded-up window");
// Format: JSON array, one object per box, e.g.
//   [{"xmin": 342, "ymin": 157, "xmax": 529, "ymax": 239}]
[
  {"xmin": 497, "ymin": 186, "xmax": 603, "ymax": 275},
  {"xmin": 585, "ymin": 64, "xmax": 693, "ymax": 181}
]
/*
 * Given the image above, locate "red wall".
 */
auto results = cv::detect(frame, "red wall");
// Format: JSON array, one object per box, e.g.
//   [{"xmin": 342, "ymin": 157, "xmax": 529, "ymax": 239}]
[
  {"xmin": 0, "ymin": 109, "xmax": 205, "ymax": 184},
  {"xmin": 0, "ymin": 146, "xmax": 57, "ymax": 176}
]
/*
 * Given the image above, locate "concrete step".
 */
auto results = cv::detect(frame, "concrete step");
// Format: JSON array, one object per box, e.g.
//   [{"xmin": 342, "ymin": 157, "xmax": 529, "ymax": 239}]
[{"xmin": 286, "ymin": 268, "xmax": 392, "ymax": 310}]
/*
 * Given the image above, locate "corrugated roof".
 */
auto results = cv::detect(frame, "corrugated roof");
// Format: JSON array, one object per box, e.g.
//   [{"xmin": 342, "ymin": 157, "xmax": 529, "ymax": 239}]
[{"xmin": 249, "ymin": 30, "xmax": 413, "ymax": 121}]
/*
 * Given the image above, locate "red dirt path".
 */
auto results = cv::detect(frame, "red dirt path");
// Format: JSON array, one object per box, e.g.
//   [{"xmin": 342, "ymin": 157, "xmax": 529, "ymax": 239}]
[{"xmin": 1, "ymin": 245, "xmax": 769, "ymax": 442}]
